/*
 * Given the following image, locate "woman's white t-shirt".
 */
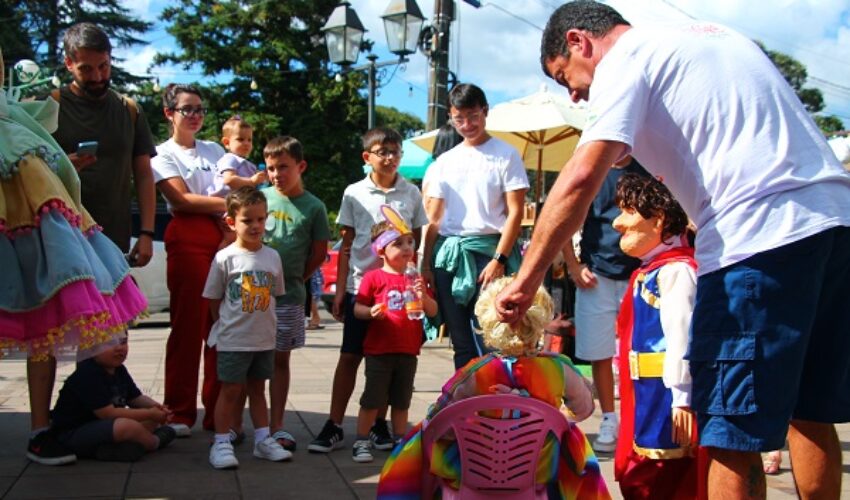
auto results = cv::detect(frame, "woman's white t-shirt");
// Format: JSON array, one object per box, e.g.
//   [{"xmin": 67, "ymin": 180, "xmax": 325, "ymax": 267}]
[
  {"xmin": 425, "ymin": 136, "xmax": 529, "ymax": 236},
  {"xmin": 151, "ymin": 138, "xmax": 225, "ymax": 212}
]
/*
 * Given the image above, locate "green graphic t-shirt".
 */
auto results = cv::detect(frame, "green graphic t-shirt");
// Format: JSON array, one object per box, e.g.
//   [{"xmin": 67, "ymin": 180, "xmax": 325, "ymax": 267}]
[{"xmin": 262, "ymin": 187, "xmax": 331, "ymax": 306}]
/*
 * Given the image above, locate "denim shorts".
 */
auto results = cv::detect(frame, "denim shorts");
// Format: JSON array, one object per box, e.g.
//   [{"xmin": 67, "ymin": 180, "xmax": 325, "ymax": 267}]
[{"xmin": 688, "ymin": 226, "xmax": 850, "ymax": 451}]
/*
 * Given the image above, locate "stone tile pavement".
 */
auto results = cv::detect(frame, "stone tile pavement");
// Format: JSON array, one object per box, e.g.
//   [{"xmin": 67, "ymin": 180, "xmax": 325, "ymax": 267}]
[{"xmin": 0, "ymin": 313, "xmax": 846, "ymax": 499}]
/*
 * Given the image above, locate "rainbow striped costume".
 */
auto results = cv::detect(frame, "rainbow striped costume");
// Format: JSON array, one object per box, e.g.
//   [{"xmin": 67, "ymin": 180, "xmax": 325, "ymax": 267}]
[{"xmin": 377, "ymin": 353, "xmax": 611, "ymax": 499}]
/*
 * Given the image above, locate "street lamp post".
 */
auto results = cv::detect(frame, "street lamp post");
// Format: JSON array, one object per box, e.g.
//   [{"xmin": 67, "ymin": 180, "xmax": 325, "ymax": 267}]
[{"xmin": 322, "ymin": 0, "xmax": 425, "ymax": 129}]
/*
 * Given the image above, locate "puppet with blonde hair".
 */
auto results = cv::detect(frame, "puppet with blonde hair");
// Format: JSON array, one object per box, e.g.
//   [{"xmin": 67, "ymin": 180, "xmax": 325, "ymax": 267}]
[{"xmin": 376, "ymin": 276, "xmax": 611, "ymax": 499}]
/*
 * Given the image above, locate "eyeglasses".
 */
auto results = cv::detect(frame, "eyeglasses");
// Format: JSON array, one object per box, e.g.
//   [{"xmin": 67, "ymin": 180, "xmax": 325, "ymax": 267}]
[
  {"xmin": 173, "ymin": 106, "xmax": 207, "ymax": 117},
  {"xmin": 368, "ymin": 148, "xmax": 402, "ymax": 160},
  {"xmin": 450, "ymin": 111, "xmax": 483, "ymax": 126}
]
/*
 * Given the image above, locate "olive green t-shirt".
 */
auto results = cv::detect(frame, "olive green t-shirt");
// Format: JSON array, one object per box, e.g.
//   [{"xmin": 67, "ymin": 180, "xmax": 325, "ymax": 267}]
[
  {"xmin": 51, "ymin": 87, "xmax": 157, "ymax": 251},
  {"xmin": 262, "ymin": 187, "xmax": 331, "ymax": 306}
]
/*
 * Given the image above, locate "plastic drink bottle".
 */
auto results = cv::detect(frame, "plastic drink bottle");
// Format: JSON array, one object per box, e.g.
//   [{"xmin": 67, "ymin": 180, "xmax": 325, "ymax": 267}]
[{"xmin": 404, "ymin": 262, "xmax": 425, "ymax": 320}]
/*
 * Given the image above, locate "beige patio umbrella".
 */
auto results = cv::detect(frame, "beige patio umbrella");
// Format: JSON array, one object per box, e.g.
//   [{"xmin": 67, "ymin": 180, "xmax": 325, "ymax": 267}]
[
  {"xmin": 485, "ymin": 85, "xmax": 588, "ymax": 208},
  {"xmin": 412, "ymin": 85, "xmax": 588, "ymax": 211}
]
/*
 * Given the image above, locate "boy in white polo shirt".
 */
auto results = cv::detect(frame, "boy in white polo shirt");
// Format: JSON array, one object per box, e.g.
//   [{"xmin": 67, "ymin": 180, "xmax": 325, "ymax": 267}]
[{"xmin": 308, "ymin": 127, "xmax": 428, "ymax": 454}]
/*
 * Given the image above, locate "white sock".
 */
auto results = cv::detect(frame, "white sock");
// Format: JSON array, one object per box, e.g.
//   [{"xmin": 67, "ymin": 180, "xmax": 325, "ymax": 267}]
[
  {"xmin": 214, "ymin": 433, "xmax": 231, "ymax": 445},
  {"xmin": 254, "ymin": 426, "xmax": 270, "ymax": 444},
  {"xmin": 602, "ymin": 412, "xmax": 618, "ymax": 423}
]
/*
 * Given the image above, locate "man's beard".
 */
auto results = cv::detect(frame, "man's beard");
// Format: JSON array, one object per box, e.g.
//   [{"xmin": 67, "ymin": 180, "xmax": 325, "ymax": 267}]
[{"xmin": 74, "ymin": 78, "xmax": 111, "ymax": 98}]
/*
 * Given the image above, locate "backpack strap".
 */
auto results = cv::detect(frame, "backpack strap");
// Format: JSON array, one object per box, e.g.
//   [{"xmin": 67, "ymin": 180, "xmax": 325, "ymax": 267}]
[
  {"xmin": 119, "ymin": 94, "xmax": 138, "ymax": 125},
  {"xmin": 51, "ymin": 88, "xmax": 138, "ymax": 127}
]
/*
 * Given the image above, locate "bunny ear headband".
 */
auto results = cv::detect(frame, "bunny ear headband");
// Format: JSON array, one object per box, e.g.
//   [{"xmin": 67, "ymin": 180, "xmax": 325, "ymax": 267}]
[{"xmin": 371, "ymin": 205, "xmax": 412, "ymax": 255}]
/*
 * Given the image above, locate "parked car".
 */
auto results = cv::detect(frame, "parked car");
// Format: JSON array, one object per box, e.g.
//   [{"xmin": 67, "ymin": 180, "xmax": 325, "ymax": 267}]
[
  {"xmin": 128, "ymin": 237, "xmax": 169, "ymax": 313},
  {"xmin": 320, "ymin": 239, "xmax": 341, "ymax": 312}
]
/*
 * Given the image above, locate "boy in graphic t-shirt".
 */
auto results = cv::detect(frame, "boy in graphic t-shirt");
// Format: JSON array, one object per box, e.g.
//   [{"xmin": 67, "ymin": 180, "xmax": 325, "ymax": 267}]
[
  {"xmin": 202, "ymin": 186, "xmax": 288, "ymax": 470},
  {"xmin": 350, "ymin": 207, "xmax": 437, "ymax": 463}
]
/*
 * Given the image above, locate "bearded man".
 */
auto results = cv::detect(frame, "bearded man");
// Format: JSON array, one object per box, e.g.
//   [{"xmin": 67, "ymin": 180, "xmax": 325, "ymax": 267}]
[{"xmin": 51, "ymin": 22, "xmax": 157, "ymax": 264}]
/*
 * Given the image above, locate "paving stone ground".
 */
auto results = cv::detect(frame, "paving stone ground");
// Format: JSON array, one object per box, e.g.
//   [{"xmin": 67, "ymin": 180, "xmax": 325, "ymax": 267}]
[{"xmin": 0, "ymin": 312, "xmax": 846, "ymax": 499}]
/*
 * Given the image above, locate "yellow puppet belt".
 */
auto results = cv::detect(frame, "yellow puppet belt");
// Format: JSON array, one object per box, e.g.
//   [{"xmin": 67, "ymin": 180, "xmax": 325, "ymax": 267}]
[{"xmin": 628, "ymin": 350, "xmax": 665, "ymax": 379}]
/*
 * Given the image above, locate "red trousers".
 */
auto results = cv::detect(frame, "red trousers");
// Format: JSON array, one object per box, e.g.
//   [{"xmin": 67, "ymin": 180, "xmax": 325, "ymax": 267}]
[{"xmin": 163, "ymin": 213, "xmax": 221, "ymax": 429}]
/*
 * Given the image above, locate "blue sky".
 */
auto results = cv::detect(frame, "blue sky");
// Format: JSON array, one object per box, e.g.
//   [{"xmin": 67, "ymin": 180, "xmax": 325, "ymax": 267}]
[{"xmin": 118, "ymin": 0, "xmax": 850, "ymax": 130}]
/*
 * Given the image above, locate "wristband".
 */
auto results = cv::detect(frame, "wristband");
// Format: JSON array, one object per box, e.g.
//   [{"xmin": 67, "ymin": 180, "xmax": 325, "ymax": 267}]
[
  {"xmin": 139, "ymin": 229, "xmax": 156, "ymax": 238},
  {"xmin": 493, "ymin": 252, "xmax": 508, "ymax": 265}
]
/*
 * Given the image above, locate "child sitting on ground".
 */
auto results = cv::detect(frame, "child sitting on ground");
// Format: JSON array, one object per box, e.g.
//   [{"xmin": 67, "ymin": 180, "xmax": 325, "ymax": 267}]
[
  {"xmin": 202, "ymin": 186, "xmax": 289, "ymax": 469},
  {"xmin": 208, "ymin": 115, "xmax": 267, "ymax": 248},
  {"xmin": 50, "ymin": 335, "xmax": 177, "ymax": 462},
  {"xmin": 612, "ymin": 173, "xmax": 704, "ymax": 499},
  {"xmin": 351, "ymin": 207, "xmax": 437, "ymax": 463}
]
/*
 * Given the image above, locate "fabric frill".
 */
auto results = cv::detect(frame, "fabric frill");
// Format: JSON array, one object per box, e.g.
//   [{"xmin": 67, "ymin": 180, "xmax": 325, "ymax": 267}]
[{"xmin": 0, "ymin": 94, "xmax": 147, "ymax": 360}]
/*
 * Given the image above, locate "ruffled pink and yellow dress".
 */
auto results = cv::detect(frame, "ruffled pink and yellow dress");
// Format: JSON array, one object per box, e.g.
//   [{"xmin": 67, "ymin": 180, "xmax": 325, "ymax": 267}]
[
  {"xmin": 0, "ymin": 92, "xmax": 147, "ymax": 360},
  {"xmin": 377, "ymin": 352, "xmax": 611, "ymax": 499}
]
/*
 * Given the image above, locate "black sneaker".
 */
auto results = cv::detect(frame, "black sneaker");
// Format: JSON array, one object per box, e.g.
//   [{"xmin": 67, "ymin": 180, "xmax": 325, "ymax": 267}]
[
  {"xmin": 369, "ymin": 419, "xmax": 395, "ymax": 451},
  {"xmin": 26, "ymin": 430, "xmax": 76, "ymax": 466},
  {"xmin": 153, "ymin": 425, "xmax": 177, "ymax": 449},
  {"xmin": 308, "ymin": 419, "xmax": 344, "ymax": 453},
  {"xmin": 352, "ymin": 439, "xmax": 373, "ymax": 463},
  {"xmin": 94, "ymin": 441, "xmax": 146, "ymax": 462}
]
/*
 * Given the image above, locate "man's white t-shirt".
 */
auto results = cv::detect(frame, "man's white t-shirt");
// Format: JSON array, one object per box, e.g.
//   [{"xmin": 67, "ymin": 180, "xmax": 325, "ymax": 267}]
[
  {"xmin": 151, "ymin": 138, "xmax": 225, "ymax": 212},
  {"xmin": 336, "ymin": 174, "xmax": 429, "ymax": 294},
  {"xmin": 578, "ymin": 23, "xmax": 850, "ymax": 275},
  {"xmin": 202, "ymin": 244, "xmax": 285, "ymax": 351},
  {"xmin": 425, "ymin": 137, "xmax": 529, "ymax": 237}
]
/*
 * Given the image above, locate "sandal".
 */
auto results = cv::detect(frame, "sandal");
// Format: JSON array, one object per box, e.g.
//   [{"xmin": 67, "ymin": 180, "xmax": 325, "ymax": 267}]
[
  {"xmin": 272, "ymin": 430, "xmax": 297, "ymax": 452},
  {"xmin": 306, "ymin": 324, "xmax": 325, "ymax": 330},
  {"xmin": 762, "ymin": 450, "xmax": 781, "ymax": 475}
]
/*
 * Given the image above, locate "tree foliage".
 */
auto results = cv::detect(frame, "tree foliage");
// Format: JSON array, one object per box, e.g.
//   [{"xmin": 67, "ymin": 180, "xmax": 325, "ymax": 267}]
[
  {"xmin": 757, "ymin": 41, "xmax": 844, "ymax": 133},
  {"xmin": 376, "ymin": 105, "xmax": 425, "ymax": 138},
  {"xmin": 155, "ymin": 0, "xmax": 405, "ymax": 213},
  {"xmin": 0, "ymin": 0, "xmax": 151, "ymax": 87}
]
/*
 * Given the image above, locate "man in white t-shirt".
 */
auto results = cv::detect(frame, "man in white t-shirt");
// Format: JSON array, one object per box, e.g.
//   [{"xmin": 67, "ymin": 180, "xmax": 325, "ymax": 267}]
[{"xmin": 494, "ymin": 1, "xmax": 850, "ymax": 498}]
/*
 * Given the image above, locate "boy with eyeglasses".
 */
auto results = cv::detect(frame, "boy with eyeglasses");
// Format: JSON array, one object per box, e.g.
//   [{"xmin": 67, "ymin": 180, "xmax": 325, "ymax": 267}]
[{"xmin": 308, "ymin": 127, "xmax": 428, "ymax": 454}]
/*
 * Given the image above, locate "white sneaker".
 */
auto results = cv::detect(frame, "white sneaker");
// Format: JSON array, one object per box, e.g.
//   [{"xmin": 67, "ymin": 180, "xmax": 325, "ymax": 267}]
[
  {"xmin": 593, "ymin": 418, "xmax": 618, "ymax": 453},
  {"xmin": 254, "ymin": 436, "xmax": 292, "ymax": 462},
  {"xmin": 168, "ymin": 423, "xmax": 192, "ymax": 438},
  {"xmin": 209, "ymin": 442, "xmax": 239, "ymax": 469}
]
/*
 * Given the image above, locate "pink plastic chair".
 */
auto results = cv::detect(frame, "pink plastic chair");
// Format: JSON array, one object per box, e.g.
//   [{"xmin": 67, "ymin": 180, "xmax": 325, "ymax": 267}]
[{"xmin": 421, "ymin": 394, "xmax": 571, "ymax": 499}]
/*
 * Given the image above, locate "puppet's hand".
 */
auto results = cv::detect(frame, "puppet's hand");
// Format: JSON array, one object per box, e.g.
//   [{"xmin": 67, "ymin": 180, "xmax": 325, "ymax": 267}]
[{"xmin": 671, "ymin": 407, "xmax": 696, "ymax": 446}]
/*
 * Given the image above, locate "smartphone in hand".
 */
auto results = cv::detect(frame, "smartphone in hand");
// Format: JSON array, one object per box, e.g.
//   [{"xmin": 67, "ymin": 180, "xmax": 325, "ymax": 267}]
[{"xmin": 76, "ymin": 141, "xmax": 98, "ymax": 157}]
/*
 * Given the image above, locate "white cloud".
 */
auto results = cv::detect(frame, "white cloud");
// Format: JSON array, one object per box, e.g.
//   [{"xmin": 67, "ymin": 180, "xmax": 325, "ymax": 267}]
[{"xmin": 113, "ymin": 45, "xmax": 158, "ymax": 78}]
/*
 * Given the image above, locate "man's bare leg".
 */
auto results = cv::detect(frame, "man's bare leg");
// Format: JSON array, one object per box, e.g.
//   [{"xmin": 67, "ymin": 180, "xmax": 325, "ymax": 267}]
[
  {"xmin": 788, "ymin": 419, "xmax": 841, "ymax": 499},
  {"xmin": 27, "ymin": 356, "xmax": 56, "ymax": 430},
  {"xmin": 707, "ymin": 447, "xmax": 766, "ymax": 499}
]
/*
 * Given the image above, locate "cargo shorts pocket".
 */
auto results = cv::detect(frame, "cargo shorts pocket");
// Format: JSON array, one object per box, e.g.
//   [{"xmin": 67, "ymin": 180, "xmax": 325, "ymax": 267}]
[{"xmin": 688, "ymin": 332, "xmax": 757, "ymax": 416}]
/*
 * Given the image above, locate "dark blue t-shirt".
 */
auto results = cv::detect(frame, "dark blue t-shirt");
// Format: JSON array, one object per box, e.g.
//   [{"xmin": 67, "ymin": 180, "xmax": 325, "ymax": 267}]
[
  {"xmin": 579, "ymin": 160, "xmax": 647, "ymax": 280},
  {"xmin": 50, "ymin": 358, "xmax": 142, "ymax": 431}
]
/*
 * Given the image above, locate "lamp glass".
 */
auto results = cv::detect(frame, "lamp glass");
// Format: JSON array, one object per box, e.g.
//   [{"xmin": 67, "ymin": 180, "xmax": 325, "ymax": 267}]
[{"xmin": 383, "ymin": 14, "xmax": 423, "ymax": 56}]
